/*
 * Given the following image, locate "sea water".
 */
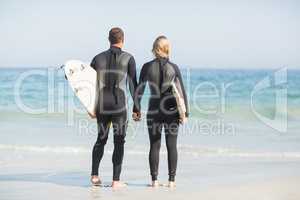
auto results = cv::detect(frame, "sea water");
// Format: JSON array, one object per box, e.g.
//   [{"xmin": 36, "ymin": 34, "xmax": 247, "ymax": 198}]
[{"xmin": 0, "ymin": 67, "xmax": 299, "ymax": 157}]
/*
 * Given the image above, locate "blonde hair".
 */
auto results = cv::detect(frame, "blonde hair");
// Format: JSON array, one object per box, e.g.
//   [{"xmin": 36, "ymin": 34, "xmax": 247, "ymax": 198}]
[{"xmin": 152, "ymin": 36, "xmax": 170, "ymax": 58}]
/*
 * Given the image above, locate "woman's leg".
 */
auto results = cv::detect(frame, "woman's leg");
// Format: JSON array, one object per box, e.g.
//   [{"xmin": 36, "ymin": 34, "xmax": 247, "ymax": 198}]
[
  {"xmin": 164, "ymin": 119, "xmax": 179, "ymax": 182},
  {"xmin": 147, "ymin": 117, "xmax": 163, "ymax": 181}
]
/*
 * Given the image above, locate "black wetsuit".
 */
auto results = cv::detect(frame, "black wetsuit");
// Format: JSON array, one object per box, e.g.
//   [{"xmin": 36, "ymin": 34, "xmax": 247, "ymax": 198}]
[
  {"xmin": 136, "ymin": 58, "xmax": 188, "ymax": 182},
  {"xmin": 91, "ymin": 46, "xmax": 138, "ymax": 181}
]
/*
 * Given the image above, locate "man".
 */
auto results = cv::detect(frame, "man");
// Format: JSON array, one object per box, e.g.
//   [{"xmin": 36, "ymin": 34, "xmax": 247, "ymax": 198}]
[{"xmin": 90, "ymin": 27, "xmax": 140, "ymax": 188}]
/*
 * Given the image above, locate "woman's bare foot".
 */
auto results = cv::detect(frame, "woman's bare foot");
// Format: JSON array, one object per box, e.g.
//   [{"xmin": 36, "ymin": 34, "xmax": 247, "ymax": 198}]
[
  {"xmin": 111, "ymin": 181, "xmax": 127, "ymax": 188},
  {"xmin": 168, "ymin": 181, "xmax": 176, "ymax": 188},
  {"xmin": 91, "ymin": 176, "xmax": 101, "ymax": 186},
  {"xmin": 151, "ymin": 180, "xmax": 160, "ymax": 187}
]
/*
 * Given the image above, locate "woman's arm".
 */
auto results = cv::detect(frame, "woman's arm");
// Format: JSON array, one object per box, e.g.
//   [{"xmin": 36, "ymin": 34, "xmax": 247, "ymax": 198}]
[{"xmin": 135, "ymin": 64, "xmax": 148, "ymax": 112}]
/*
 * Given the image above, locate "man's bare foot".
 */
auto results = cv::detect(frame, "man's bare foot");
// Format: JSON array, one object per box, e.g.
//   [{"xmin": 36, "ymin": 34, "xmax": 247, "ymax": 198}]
[
  {"xmin": 151, "ymin": 180, "xmax": 160, "ymax": 187},
  {"xmin": 91, "ymin": 176, "xmax": 101, "ymax": 186},
  {"xmin": 168, "ymin": 181, "xmax": 176, "ymax": 188},
  {"xmin": 112, "ymin": 181, "xmax": 127, "ymax": 188}
]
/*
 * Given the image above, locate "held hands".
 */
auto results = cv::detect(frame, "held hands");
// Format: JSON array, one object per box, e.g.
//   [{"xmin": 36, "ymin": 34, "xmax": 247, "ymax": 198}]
[
  {"xmin": 132, "ymin": 112, "xmax": 141, "ymax": 121},
  {"xmin": 88, "ymin": 112, "xmax": 141, "ymax": 121}
]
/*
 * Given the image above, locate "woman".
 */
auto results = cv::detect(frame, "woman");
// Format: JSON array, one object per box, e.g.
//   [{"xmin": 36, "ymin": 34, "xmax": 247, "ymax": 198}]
[{"xmin": 136, "ymin": 36, "xmax": 189, "ymax": 187}]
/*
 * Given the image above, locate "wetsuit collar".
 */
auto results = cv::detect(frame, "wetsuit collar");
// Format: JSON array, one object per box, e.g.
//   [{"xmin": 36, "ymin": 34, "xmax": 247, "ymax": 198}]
[
  {"xmin": 110, "ymin": 46, "xmax": 122, "ymax": 53},
  {"xmin": 157, "ymin": 57, "xmax": 169, "ymax": 66}
]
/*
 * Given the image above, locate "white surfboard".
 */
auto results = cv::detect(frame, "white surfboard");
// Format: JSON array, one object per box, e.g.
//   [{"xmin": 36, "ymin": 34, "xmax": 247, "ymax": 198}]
[
  {"xmin": 64, "ymin": 60, "xmax": 97, "ymax": 117},
  {"xmin": 172, "ymin": 78, "xmax": 187, "ymax": 123}
]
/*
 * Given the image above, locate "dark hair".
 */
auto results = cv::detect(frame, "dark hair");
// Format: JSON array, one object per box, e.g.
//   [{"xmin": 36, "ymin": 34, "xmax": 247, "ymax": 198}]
[{"xmin": 109, "ymin": 27, "xmax": 124, "ymax": 44}]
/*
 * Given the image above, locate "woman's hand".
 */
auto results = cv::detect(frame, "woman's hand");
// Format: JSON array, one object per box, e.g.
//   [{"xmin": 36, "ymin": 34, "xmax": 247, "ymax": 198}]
[{"xmin": 179, "ymin": 117, "xmax": 187, "ymax": 124}]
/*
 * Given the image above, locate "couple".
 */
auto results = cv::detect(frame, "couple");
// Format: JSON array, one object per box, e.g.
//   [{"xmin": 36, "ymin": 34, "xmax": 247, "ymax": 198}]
[{"xmin": 89, "ymin": 27, "xmax": 189, "ymax": 188}]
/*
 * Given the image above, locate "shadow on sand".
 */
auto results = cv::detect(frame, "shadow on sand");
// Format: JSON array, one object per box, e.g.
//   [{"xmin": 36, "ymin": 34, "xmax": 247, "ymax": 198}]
[{"xmin": 0, "ymin": 172, "xmax": 150, "ymax": 188}]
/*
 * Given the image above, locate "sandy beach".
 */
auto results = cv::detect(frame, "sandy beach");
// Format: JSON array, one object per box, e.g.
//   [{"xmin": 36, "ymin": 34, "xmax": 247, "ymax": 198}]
[{"xmin": 1, "ymin": 147, "xmax": 300, "ymax": 200}]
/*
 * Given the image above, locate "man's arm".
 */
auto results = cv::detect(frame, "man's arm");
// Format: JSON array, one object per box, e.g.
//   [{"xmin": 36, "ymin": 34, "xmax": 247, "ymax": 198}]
[
  {"xmin": 127, "ymin": 56, "xmax": 139, "ymax": 113},
  {"xmin": 90, "ymin": 57, "xmax": 96, "ymax": 70},
  {"xmin": 88, "ymin": 56, "xmax": 97, "ymax": 119}
]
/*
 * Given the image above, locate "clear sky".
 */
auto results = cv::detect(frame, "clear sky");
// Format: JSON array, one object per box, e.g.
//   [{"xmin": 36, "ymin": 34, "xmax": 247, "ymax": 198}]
[{"xmin": 0, "ymin": 0, "xmax": 299, "ymax": 68}]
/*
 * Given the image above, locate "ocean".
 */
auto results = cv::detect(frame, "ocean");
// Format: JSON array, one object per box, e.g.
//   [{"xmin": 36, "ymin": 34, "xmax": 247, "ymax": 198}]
[
  {"xmin": 1, "ymin": 67, "xmax": 300, "ymax": 199},
  {"xmin": 0, "ymin": 67, "xmax": 299, "ymax": 156}
]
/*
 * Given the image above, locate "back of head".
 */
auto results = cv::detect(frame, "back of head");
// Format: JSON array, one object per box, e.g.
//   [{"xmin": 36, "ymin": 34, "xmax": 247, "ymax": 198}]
[
  {"xmin": 109, "ymin": 27, "xmax": 124, "ymax": 45},
  {"xmin": 152, "ymin": 36, "xmax": 170, "ymax": 59}
]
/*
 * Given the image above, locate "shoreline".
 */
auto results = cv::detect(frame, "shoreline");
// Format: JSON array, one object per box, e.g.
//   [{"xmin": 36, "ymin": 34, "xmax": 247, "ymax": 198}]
[
  {"xmin": 1, "ymin": 176, "xmax": 299, "ymax": 200},
  {"xmin": 1, "ymin": 150, "xmax": 300, "ymax": 199}
]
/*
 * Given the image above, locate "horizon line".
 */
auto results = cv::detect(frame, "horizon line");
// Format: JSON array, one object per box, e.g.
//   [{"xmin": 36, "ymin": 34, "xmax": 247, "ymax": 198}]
[{"xmin": 0, "ymin": 65, "xmax": 299, "ymax": 70}]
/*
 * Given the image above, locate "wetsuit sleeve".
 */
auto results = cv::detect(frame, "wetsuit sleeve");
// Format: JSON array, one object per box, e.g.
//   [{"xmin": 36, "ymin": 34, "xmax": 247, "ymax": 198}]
[
  {"xmin": 90, "ymin": 57, "xmax": 96, "ymax": 70},
  {"xmin": 173, "ymin": 64, "xmax": 189, "ymax": 117},
  {"xmin": 136, "ymin": 64, "xmax": 148, "ymax": 112},
  {"xmin": 127, "ymin": 56, "xmax": 139, "ymax": 112}
]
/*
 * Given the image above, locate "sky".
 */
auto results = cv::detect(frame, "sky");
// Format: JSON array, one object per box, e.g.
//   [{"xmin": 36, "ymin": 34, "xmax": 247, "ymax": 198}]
[{"xmin": 0, "ymin": 0, "xmax": 299, "ymax": 68}]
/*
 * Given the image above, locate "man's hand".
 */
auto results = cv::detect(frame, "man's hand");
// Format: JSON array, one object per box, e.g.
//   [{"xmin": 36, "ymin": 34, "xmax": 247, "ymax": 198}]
[
  {"xmin": 132, "ymin": 112, "xmax": 141, "ymax": 121},
  {"xmin": 88, "ymin": 112, "xmax": 96, "ymax": 119}
]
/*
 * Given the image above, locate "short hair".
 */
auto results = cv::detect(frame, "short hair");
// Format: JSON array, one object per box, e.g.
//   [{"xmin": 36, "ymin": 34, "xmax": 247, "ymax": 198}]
[
  {"xmin": 109, "ymin": 27, "xmax": 124, "ymax": 45},
  {"xmin": 152, "ymin": 35, "xmax": 170, "ymax": 58}
]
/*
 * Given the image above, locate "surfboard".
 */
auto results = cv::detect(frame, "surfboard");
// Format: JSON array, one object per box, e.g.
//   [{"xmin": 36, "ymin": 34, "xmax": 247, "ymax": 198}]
[
  {"xmin": 172, "ymin": 77, "xmax": 187, "ymax": 123},
  {"xmin": 64, "ymin": 60, "xmax": 97, "ymax": 117}
]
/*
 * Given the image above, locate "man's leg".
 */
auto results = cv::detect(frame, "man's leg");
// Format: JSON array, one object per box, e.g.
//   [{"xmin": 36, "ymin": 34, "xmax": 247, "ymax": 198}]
[
  {"xmin": 91, "ymin": 115, "xmax": 111, "ymax": 176},
  {"xmin": 111, "ymin": 112, "xmax": 127, "ymax": 184}
]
